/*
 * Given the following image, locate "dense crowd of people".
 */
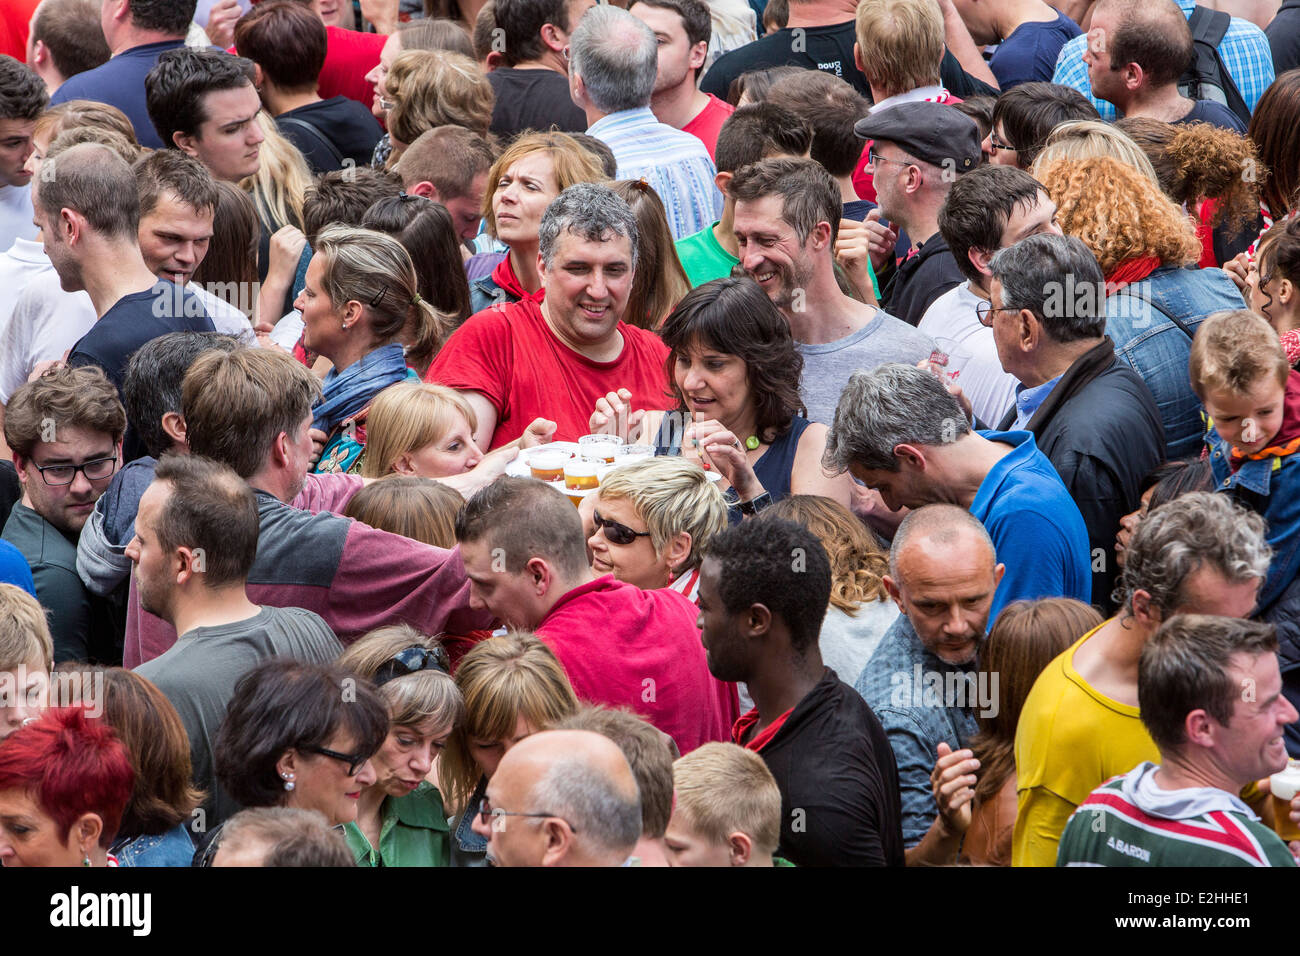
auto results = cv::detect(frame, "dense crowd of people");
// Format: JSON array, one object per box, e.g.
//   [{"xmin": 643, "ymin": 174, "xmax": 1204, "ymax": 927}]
[{"xmin": 1, "ymin": 0, "xmax": 1300, "ymax": 869}]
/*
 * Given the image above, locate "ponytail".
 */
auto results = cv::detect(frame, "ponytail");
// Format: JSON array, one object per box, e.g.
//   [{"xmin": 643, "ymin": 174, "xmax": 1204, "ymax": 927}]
[{"xmin": 404, "ymin": 298, "xmax": 454, "ymax": 378}]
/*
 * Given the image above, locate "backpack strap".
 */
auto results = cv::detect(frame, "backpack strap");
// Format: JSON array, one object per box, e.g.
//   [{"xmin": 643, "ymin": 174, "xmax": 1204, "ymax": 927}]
[
  {"xmin": 1116, "ymin": 286, "xmax": 1197, "ymax": 340},
  {"xmin": 1186, "ymin": 5, "xmax": 1250, "ymax": 124},
  {"xmin": 277, "ymin": 115, "xmax": 347, "ymax": 169}
]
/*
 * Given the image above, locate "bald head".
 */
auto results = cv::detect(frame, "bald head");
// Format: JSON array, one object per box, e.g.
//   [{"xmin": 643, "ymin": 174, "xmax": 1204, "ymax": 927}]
[
  {"xmin": 488, "ymin": 729, "xmax": 643, "ymax": 866},
  {"xmin": 1098, "ymin": 0, "xmax": 1194, "ymax": 87},
  {"xmin": 889, "ymin": 504, "xmax": 996, "ymax": 581}
]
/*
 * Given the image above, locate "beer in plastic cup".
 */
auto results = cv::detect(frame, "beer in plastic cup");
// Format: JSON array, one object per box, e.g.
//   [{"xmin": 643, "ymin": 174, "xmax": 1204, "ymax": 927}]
[
  {"xmin": 1270, "ymin": 759, "xmax": 1300, "ymax": 842},
  {"xmin": 580, "ymin": 434, "xmax": 623, "ymax": 463},
  {"xmin": 564, "ymin": 459, "xmax": 599, "ymax": 491},
  {"xmin": 528, "ymin": 450, "xmax": 571, "ymax": 482}
]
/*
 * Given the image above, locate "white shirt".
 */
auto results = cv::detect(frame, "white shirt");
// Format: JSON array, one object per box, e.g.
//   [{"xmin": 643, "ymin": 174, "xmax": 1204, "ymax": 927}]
[
  {"xmin": 918, "ymin": 282, "xmax": 1019, "ymax": 428},
  {"xmin": 187, "ymin": 282, "xmax": 257, "ymax": 345},
  {"xmin": 0, "ymin": 238, "xmax": 53, "ymax": 340},
  {"xmin": 0, "ymin": 272, "xmax": 97, "ymax": 404},
  {"xmin": 0, "ymin": 184, "xmax": 38, "ymax": 254}
]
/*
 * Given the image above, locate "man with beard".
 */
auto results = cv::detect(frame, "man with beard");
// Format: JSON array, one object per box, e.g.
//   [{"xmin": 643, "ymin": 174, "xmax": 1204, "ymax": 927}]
[
  {"xmin": 131, "ymin": 453, "xmax": 342, "ymax": 828},
  {"xmin": 1, "ymin": 366, "xmax": 125, "ymax": 664},
  {"xmin": 729, "ymin": 157, "xmax": 932, "ymax": 426},
  {"xmin": 853, "ymin": 504, "xmax": 1004, "ymax": 863}
]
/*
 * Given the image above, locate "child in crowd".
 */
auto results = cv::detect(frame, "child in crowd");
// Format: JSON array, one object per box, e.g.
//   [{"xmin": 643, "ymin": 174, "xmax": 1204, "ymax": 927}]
[
  {"xmin": 0, "ymin": 585, "xmax": 52, "ymax": 740},
  {"xmin": 1248, "ymin": 218, "xmax": 1300, "ymax": 365}
]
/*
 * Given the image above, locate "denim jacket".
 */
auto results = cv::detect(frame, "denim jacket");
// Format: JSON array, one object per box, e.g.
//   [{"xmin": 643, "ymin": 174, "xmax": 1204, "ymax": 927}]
[
  {"xmin": 468, "ymin": 272, "xmax": 514, "ymax": 316},
  {"xmin": 1105, "ymin": 266, "xmax": 1246, "ymax": 460},
  {"xmin": 112, "ymin": 822, "xmax": 196, "ymax": 867},
  {"xmin": 450, "ymin": 776, "xmax": 489, "ymax": 867},
  {"xmin": 1207, "ymin": 428, "xmax": 1300, "ymax": 672}
]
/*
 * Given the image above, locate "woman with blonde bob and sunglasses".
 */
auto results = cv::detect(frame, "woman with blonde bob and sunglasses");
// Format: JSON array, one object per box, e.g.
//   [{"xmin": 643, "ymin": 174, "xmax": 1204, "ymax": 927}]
[
  {"xmin": 439, "ymin": 633, "xmax": 579, "ymax": 866},
  {"xmin": 338, "ymin": 625, "xmax": 465, "ymax": 867}
]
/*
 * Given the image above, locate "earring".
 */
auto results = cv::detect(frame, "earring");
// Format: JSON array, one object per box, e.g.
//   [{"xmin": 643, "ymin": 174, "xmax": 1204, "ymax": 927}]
[
  {"xmin": 282, "ymin": 772, "xmax": 295, "ymax": 792},
  {"xmin": 82, "ymin": 851, "xmax": 90, "ymax": 867}
]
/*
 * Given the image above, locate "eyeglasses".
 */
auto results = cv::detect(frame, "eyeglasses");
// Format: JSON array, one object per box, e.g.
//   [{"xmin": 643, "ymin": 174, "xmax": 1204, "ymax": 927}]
[
  {"xmin": 975, "ymin": 301, "xmax": 1019, "ymax": 327},
  {"xmin": 478, "ymin": 796, "xmax": 579, "ymax": 834},
  {"xmin": 31, "ymin": 455, "xmax": 118, "ymax": 486},
  {"xmin": 592, "ymin": 510, "xmax": 652, "ymax": 546},
  {"xmin": 372, "ymin": 644, "xmax": 450, "ymax": 687},
  {"xmin": 987, "ymin": 136, "xmax": 1016, "ymax": 153},
  {"xmin": 303, "ymin": 746, "xmax": 371, "ymax": 776},
  {"xmin": 868, "ymin": 150, "xmax": 914, "ymax": 170}
]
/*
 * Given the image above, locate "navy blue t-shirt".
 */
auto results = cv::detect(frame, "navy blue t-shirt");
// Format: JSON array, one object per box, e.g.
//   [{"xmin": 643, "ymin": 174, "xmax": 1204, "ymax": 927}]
[
  {"xmin": 51, "ymin": 40, "xmax": 189, "ymax": 150},
  {"xmin": 1176, "ymin": 98, "xmax": 1248, "ymax": 134},
  {"xmin": 988, "ymin": 11, "xmax": 1082, "ymax": 89}
]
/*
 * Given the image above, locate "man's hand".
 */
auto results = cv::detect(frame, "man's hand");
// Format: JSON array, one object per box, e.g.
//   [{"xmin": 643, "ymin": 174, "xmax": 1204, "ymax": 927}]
[
  {"xmin": 864, "ymin": 208, "xmax": 899, "ymax": 272},
  {"xmin": 932, "ymin": 742, "xmax": 979, "ymax": 836},
  {"xmin": 308, "ymin": 427, "xmax": 327, "ymax": 468},
  {"xmin": 268, "ymin": 225, "xmax": 308, "ymax": 283},
  {"xmin": 589, "ymin": 388, "xmax": 646, "ymax": 442},
  {"xmin": 205, "ymin": 0, "xmax": 241, "ymax": 48},
  {"xmin": 835, "ymin": 218, "xmax": 880, "ymax": 305},
  {"xmin": 360, "ymin": 0, "xmax": 400, "ymax": 34},
  {"xmin": 917, "ymin": 358, "xmax": 974, "ymax": 423}
]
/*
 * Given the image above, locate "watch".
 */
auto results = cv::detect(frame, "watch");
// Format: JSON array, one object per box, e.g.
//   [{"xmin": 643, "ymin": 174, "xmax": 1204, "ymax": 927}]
[{"xmin": 735, "ymin": 491, "xmax": 773, "ymax": 516}]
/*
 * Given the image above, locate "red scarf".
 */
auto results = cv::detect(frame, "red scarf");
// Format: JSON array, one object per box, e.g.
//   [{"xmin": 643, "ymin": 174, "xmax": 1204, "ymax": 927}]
[
  {"xmin": 1104, "ymin": 255, "xmax": 1162, "ymax": 294},
  {"xmin": 1282, "ymin": 329, "xmax": 1300, "ymax": 368},
  {"xmin": 732, "ymin": 705, "xmax": 794, "ymax": 753},
  {"xmin": 490, "ymin": 254, "xmax": 545, "ymax": 304}
]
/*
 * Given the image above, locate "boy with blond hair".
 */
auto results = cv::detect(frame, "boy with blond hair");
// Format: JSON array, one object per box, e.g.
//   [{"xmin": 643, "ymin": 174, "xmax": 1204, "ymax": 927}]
[
  {"xmin": 665, "ymin": 742, "xmax": 792, "ymax": 866},
  {"xmin": 0, "ymin": 583, "xmax": 53, "ymax": 739},
  {"xmin": 1192, "ymin": 308, "xmax": 1300, "ymax": 748}
]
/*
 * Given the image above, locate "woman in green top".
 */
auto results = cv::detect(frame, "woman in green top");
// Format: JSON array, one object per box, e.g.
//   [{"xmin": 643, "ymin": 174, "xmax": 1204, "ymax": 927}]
[{"xmin": 338, "ymin": 625, "xmax": 465, "ymax": 867}]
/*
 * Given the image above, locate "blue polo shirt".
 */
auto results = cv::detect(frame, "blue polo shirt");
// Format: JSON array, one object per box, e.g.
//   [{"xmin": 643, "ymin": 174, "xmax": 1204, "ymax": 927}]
[
  {"xmin": 972, "ymin": 430, "xmax": 1092, "ymax": 619},
  {"xmin": 51, "ymin": 40, "xmax": 189, "ymax": 150}
]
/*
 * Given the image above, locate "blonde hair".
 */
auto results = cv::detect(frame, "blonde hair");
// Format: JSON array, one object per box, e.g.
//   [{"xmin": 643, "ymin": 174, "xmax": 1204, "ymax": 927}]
[
  {"xmin": 360, "ymin": 382, "xmax": 479, "ymax": 478},
  {"xmin": 672, "ymin": 742, "xmax": 780, "ymax": 855},
  {"xmin": 239, "ymin": 110, "xmax": 311, "ymax": 231},
  {"xmin": 482, "ymin": 131, "xmax": 608, "ymax": 237},
  {"xmin": 35, "ymin": 99, "xmax": 137, "ymax": 146},
  {"xmin": 313, "ymin": 225, "xmax": 453, "ymax": 375},
  {"xmin": 854, "ymin": 0, "xmax": 944, "ymax": 95},
  {"xmin": 0, "ymin": 584, "xmax": 53, "ymax": 672},
  {"xmin": 338, "ymin": 624, "xmax": 465, "ymax": 732},
  {"xmin": 343, "ymin": 475, "xmax": 463, "ymax": 548},
  {"xmin": 767, "ymin": 495, "xmax": 889, "ymax": 612},
  {"xmin": 387, "ymin": 49, "xmax": 494, "ymax": 148},
  {"xmin": 1189, "ymin": 309, "xmax": 1289, "ymax": 400},
  {"xmin": 1031, "ymin": 119, "xmax": 1159, "ymax": 185},
  {"xmin": 438, "ymin": 633, "xmax": 579, "ymax": 812},
  {"xmin": 596, "ymin": 457, "xmax": 728, "ymax": 577},
  {"xmin": 1038, "ymin": 155, "xmax": 1201, "ymax": 274}
]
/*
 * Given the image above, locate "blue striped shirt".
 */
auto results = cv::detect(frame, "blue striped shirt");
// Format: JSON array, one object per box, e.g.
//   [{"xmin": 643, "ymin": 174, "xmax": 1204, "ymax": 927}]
[
  {"xmin": 588, "ymin": 108, "xmax": 723, "ymax": 240},
  {"xmin": 1051, "ymin": 0, "xmax": 1274, "ymax": 121}
]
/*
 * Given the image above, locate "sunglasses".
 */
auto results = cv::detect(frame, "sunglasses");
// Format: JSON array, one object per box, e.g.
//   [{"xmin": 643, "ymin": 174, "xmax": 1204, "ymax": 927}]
[
  {"xmin": 592, "ymin": 510, "xmax": 652, "ymax": 546},
  {"xmin": 373, "ymin": 645, "xmax": 450, "ymax": 687}
]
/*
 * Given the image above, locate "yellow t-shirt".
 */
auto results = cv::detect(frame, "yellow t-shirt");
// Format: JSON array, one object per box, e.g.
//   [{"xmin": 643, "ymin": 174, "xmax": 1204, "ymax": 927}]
[{"xmin": 1011, "ymin": 623, "xmax": 1159, "ymax": 867}]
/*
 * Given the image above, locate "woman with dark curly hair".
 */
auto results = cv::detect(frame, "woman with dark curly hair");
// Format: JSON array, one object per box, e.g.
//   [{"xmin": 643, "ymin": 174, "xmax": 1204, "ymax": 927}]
[
  {"xmin": 1037, "ymin": 155, "xmax": 1247, "ymax": 459},
  {"xmin": 1247, "ymin": 69, "xmax": 1300, "ymax": 250},
  {"xmin": 1115, "ymin": 117, "xmax": 1262, "ymax": 267},
  {"xmin": 591, "ymin": 277, "xmax": 853, "ymax": 513}
]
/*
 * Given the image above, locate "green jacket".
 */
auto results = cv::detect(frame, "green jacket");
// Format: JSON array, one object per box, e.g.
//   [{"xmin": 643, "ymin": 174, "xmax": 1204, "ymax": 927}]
[{"xmin": 343, "ymin": 782, "xmax": 452, "ymax": 867}]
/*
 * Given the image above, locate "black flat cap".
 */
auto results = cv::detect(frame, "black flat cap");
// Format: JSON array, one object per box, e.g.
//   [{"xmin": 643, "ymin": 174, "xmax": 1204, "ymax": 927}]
[{"xmin": 854, "ymin": 101, "xmax": 982, "ymax": 173}]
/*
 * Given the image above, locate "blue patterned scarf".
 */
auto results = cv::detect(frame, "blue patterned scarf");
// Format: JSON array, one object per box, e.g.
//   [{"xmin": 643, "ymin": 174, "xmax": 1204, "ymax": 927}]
[{"xmin": 312, "ymin": 344, "xmax": 409, "ymax": 433}]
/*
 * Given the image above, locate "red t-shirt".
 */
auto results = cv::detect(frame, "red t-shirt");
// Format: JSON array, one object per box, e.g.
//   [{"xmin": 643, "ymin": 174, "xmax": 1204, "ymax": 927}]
[
  {"xmin": 537, "ymin": 575, "xmax": 738, "ymax": 755},
  {"xmin": 682, "ymin": 94, "xmax": 735, "ymax": 163},
  {"xmin": 426, "ymin": 298, "xmax": 672, "ymax": 449},
  {"xmin": 319, "ymin": 26, "xmax": 386, "ymax": 111},
  {"xmin": 0, "ymin": 0, "xmax": 40, "ymax": 61},
  {"xmin": 732, "ymin": 705, "xmax": 795, "ymax": 752}
]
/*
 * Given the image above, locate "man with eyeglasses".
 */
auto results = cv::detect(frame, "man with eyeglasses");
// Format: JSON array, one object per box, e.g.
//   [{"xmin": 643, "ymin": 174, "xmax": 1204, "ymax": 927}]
[
  {"xmin": 471, "ymin": 729, "xmax": 643, "ymax": 867},
  {"xmin": 1, "ymin": 365, "xmax": 126, "ymax": 665},
  {"xmin": 854, "ymin": 101, "xmax": 981, "ymax": 327},
  {"xmin": 132, "ymin": 453, "xmax": 342, "ymax": 829}
]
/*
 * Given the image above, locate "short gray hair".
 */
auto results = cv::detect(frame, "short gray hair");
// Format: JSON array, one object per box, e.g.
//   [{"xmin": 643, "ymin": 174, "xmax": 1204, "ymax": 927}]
[
  {"xmin": 988, "ymin": 233, "xmax": 1106, "ymax": 343},
  {"xmin": 822, "ymin": 363, "xmax": 970, "ymax": 473},
  {"xmin": 888, "ymin": 503, "xmax": 995, "ymax": 580},
  {"xmin": 569, "ymin": 4, "xmax": 657, "ymax": 114},
  {"xmin": 528, "ymin": 754, "xmax": 642, "ymax": 858},
  {"xmin": 1118, "ymin": 491, "xmax": 1271, "ymax": 614},
  {"xmin": 539, "ymin": 181, "xmax": 640, "ymax": 270}
]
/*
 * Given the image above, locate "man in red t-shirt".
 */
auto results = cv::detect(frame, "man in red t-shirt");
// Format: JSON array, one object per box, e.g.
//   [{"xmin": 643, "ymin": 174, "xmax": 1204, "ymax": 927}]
[
  {"xmin": 428, "ymin": 181, "xmax": 672, "ymax": 449},
  {"xmin": 630, "ymin": 0, "xmax": 734, "ymax": 161},
  {"xmin": 455, "ymin": 476, "xmax": 737, "ymax": 756}
]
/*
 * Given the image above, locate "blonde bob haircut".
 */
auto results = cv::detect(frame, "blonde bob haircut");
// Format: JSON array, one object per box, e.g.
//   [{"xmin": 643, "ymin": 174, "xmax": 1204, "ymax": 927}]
[
  {"xmin": 438, "ymin": 632, "xmax": 579, "ymax": 813},
  {"xmin": 481, "ymin": 130, "xmax": 608, "ymax": 238},
  {"xmin": 1189, "ymin": 309, "xmax": 1289, "ymax": 401},
  {"xmin": 854, "ymin": 0, "xmax": 944, "ymax": 96},
  {"xmin": 596, "ymin": 457, "xmax": 727, "ymax": 577},
  {"xmin": 0, "ymin": 584, "xmax": 53, "ymax": 672},
  {"xmin": 1037, "ymin": 155, "xmax": 1201, "ymax": 274},
  {"xmin": 338, "ymin": 624, "xmax": 465, "ymax": 732},
  {"xmin": 672, "ymin": 742, "xmax": 781, "ymax": 855},
  {"xmin": 360, "ymin": 382, "xmax": 479, "ymax": 479},
  {"xmin": 387, "ymin": 49, "xmax": 494, "ymax": 147},
  {"xmin": 1031, "ymin": 119, "xmax": 1159, "ymax": 185},
  {"xmin": 312, "ymin": 225, "xmax": 454, "ymax": 375}
]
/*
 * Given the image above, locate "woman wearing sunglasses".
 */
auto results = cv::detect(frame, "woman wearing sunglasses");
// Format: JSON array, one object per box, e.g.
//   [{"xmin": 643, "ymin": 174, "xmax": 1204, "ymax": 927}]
[
  {"xmin": 337, "ymin": 626, "xmax": 465, "ymax": 867},
  {"xmin": 439, "ymin": 634, "xmax": 579, "ymax": 866},
  {"xmin": 589, "ymin": 277, "xmax": 853, "ymax": 518},
  {"xmin": 585, "ymin": 457, "xmax": 728, "ymax": 602},
  {"xmin": 197, "ymin": 659, "xmax": 388, "ymax": 866}
]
